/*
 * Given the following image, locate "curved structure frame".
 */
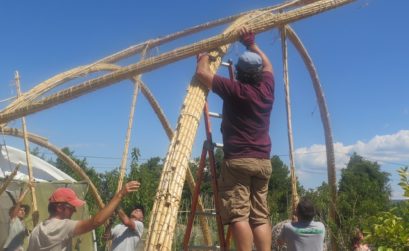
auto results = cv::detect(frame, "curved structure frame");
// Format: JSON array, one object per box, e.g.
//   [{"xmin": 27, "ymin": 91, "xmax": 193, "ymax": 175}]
[{"xmin": 0, "ymin": 1, "xmax": 356, "ymax": 249}]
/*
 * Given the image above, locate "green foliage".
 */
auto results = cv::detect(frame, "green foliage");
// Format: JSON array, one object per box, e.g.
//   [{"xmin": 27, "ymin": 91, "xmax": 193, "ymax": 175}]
[
  {"xmin": 335, "ymin": 153, "xmax": 392, "ymax": 248},
  {"xmin": 268, "ymin": 155, "xmax": 291, "ymax": 222},
  {"xmin": 364, "ymin": 167, "xmax": 409, "ymax": 250},
  {"xmin": 125, "ymin": 154, "xmax": 163, "ymax": 220},
  {"xmin": 301, "ymin": 154, "xmax": 394, "ymax": 249},
  {"xmin": 268, "ymin": 155, "xmax": 303, "ymax": 223},
  {"xmin": 338, "ymin": 153, "xmax": 391, "ymax": 219},
  {"xmin": 304, "ymin": 182, "xmax": 330, "ymax": 221},
  {"xmin": 30, "ymin": 146, "xmax": 46, "ymax": 159}
]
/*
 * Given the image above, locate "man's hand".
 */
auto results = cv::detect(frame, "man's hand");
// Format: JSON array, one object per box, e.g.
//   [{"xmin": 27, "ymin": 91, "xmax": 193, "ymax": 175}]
[
  {"xmin": 196, "ymin": 52, "xmax": 209, "ymax": 62},
  {"xmin": 120, "ymin": 181, "xmax": 140, "ymax": 197},
  {"xmin": 239, "ymin": 26, "xmax": 255, "ymax": 48}
]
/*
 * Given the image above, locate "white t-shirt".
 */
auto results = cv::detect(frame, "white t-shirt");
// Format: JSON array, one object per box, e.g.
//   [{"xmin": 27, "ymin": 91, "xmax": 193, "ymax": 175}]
[
  {"xmin": 27, "ymin": 218, "xmax": 77, "ymax": 251},
  {"xmin": 3, "ymin": 217, "xmax": 26, "ymax": 251},
  {"xmin": 111, "ymin": 220, "xmax": 144, "ymax": 251},
  {"xmin": 278, "ymin": 220, "xmax": 325, "ymax": 251}
]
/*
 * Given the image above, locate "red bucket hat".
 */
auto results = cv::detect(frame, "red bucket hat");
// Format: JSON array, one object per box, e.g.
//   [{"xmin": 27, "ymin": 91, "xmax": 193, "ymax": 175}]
[{"xmin": 49, "ymin": 187, "xmax": 85, "ymax": 207}]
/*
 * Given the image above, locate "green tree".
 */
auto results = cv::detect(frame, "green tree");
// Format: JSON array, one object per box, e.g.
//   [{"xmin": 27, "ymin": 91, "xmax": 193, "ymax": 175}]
[
  {"xmin": 126, "ymin": 152, "xmax": 163, "ymax": 222},
  {"xmin": 337, "ymin": 153, "xmax": 392, "ymax": 248},
  {"xmin": 365, "ymin": 167, "xmax": 409, "ymax": 250},
  {"xmin": 268, "ymin": 155, "xmax": 303, "ymax": 223},
  {"xmin": 304, "ymin": 182, "xmax": 330, "ymax": 222},
  {"xmin": 338, "ymin": 153, "xmax": 391, "ymax": 221}
]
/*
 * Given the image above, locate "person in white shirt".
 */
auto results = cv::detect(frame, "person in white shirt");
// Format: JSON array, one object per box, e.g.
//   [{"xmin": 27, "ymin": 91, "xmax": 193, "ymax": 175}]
[
  {"xmin": 3, "ymin": 203, "xmax": 30, "ymax": 251},
  {"xmin": 108, "ymin": 205, "xmax": 144, "ymax": 251}
]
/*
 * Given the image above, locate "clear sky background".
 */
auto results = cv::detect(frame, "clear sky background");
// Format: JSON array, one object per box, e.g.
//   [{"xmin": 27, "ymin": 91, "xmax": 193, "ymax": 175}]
[{"xmin": 1, "ymin": 0, "xmax": 408, "ymax": 199}]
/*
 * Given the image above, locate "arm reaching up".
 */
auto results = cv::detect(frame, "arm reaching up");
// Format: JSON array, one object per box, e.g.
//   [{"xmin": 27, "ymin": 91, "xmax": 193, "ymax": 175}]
[{"xmin": 73, "ymin": 181, "xmax": 140, "ymax": 236}]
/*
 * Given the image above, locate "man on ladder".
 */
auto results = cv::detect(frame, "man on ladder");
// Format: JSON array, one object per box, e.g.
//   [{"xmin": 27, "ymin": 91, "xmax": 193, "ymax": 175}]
[{"xmin": 196, "ymin": 26, "xmax": 275, "ymax": 251}]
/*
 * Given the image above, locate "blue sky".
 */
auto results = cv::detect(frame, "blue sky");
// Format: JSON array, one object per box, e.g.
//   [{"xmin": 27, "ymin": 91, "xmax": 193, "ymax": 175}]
[{"xmin": 1, "ymin": 0, "xmax": 408, "ymax": 199}]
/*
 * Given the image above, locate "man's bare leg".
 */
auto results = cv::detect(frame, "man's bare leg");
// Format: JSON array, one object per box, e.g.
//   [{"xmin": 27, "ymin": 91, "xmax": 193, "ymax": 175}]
[
  {"xmin": 231, "ymin": 221, "xmax": 253, "ymax": 251},
  {"xmin": 252, "ymin": 223, "xmax": 272, "ymax": 251}
]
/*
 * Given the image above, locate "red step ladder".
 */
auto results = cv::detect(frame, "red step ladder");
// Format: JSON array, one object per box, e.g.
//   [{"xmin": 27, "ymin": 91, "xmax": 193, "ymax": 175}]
[{"xmin": 183, "ymin": 60, "xmax": 235, "ymax": 251}]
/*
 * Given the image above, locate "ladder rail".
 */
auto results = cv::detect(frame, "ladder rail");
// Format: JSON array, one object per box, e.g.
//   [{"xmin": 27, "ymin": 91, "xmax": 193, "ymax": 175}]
[
  {"xmin": 204, "ymin": 103, "xmax": 227, "ymax": 250},
  {"xmin": 183, "ymin": 141, "xmax": 210, "ymax": 250}
]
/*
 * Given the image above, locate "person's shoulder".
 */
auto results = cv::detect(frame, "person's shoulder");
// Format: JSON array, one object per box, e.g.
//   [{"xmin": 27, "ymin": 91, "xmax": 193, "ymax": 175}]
[
  {"xmin": 261, "ymin": 70, "xmax": 273, "ymax": 78},
  {"xmin": 213, "ymin": 74, "xmax": 232, "ymax": 85},
  {"xmin": 283, "ymin": 221, "xmax": 293, "ymax": 229},
  {"xmin": 132, "ymin": 220, "xmax": 144, "ymax": 229},
  {"xmin": 44, "ymin": 218, "xmax": 77, "ymax": 228},
  {"xmin": 311, "ymin": 221, "xmax": 326, "ymax": 229}
]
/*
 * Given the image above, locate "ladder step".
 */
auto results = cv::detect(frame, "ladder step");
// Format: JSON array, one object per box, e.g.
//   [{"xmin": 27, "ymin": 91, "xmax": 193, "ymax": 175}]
[
  {"xmin": 221, "ymin": 61, "xmax": 231, "ymax": 67},
  {"xmin": 209, "ymin": 112, "xmax": 222, "ymax": 118},
  {"xmin": 214, "ymin": 143, "xmax": 223, "ymax": 148},
  {"xmin": 189, "ymin": 245, "xmax": 220, "ymax": 250}
]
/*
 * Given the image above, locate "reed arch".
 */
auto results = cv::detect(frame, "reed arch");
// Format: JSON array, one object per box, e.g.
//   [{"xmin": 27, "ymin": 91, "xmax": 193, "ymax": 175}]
[{"xmin": 0, "ymin": 1, "xmax": 356, "ymax": 249}]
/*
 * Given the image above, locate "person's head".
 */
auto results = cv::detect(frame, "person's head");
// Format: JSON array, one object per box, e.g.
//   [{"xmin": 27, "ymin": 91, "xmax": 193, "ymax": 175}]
[
  {"xmin": 48, "ymin": 187, "xmax": 85, "ymax": 219},
  {"xmin": 9, "ymin": 204, "xmax": 30, "ymax": 220},
  {"xmin": 235, "ymin": 50, "xmax": 263, "ymax": 86},
  {"xmin": 352, "ymin": 228, "xmax": 364, "ymax": 245},
  {"xmin": 129, "ymin": 204, "xmax": 145, "ymax": 222},
  {"xmin": 296, "ymin": 197, "xmax": 316, "ymax": 222}
]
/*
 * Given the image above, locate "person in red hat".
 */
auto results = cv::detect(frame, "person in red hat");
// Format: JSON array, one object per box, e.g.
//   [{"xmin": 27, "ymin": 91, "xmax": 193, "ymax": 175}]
[
  {"xmin": 27, "ymin": 181, "xmax": 140, "ymax": 251},
  {"xmin": 196, "ymin": 26, "xmax": 274, "ymax": 251}
]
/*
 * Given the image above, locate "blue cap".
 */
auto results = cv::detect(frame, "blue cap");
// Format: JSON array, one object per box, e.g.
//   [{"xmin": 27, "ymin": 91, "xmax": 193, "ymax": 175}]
[{"xmin": 236, "ymin": 51, "xmax": 263, "ymax": 73}]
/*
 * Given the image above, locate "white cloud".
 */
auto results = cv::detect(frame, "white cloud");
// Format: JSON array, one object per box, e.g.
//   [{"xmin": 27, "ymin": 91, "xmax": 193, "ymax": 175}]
[
  {"xmin": 294, "ymin": 130, "xmax": 409, "ymax": 172},
  {"xmin": 293, "ymin": 130, "xmax": 409, "ymax": 194}
]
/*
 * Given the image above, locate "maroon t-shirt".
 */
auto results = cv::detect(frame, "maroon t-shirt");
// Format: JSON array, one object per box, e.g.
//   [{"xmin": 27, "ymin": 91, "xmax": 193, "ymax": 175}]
[{"xmin": 212, "ymin": 71, "xmax": 275, "ymax": 159}]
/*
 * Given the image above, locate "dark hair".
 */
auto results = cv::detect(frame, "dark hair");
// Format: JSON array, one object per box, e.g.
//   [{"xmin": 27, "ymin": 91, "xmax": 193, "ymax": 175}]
[
  {"xmin": 48, "ymin": 202, "xmax": 59, "ymax": 215},
  {"xmin": 236, "ymin": 68, "xmax": 263, "ymax": 86},
  {"xmin": 351, "ymin": 228, "xmax": 364, "ymax": 246},
  {"xmin": 130, "ymin": 204, "xmax": 145, "ymax": 216},
  {"xmin": 296, "ymin": 197, "xmax": 316, "ymax": 222},
  {"xmin": 9, "ymin": 204, "xmax": 30, "ymax": 217}
]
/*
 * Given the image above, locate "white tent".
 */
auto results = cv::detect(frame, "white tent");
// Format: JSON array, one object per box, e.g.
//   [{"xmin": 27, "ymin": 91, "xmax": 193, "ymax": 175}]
[
  {"xmin": 0, "ymin": 145, "xmax": 75, "ymax": 182},
  {"xmin": 0, "ymin": 145, "xmax": 96, "ymax": 251}
]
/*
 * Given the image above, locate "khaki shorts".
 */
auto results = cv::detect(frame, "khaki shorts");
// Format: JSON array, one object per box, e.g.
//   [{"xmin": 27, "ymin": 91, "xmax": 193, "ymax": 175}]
[{"xmin": 218, "ymin": 158, "xmax": 272, "ymax": 225}]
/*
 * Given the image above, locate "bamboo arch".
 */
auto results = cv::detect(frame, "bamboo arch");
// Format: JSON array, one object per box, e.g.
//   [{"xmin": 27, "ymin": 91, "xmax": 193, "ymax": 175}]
[{"xmin": 0, "ymin": 0, "xmax": 356, "ymax": 249}]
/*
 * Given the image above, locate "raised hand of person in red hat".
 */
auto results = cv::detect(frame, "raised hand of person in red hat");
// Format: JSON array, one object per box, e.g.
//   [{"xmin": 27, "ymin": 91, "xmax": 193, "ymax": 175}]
[{"xmin": 120, "ymin": 180, "xmax": 141, "ymax": 197}]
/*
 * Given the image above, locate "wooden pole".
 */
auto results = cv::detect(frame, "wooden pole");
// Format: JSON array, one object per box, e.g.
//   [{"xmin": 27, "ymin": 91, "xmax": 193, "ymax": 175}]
[
  {"xmin": 280, "ymin": 27, "xmax": 299, "ymax": 217},
  {"xmin": 14, "ymin": 71, "xmax": 39, "ymax": 226},
  {"xmin": 285, "ymin": 25, "xmax": 338, "ymax": 250},
  {"xmin": 0, "ymin": 163, "xmax": 21, "ymax": 197}
]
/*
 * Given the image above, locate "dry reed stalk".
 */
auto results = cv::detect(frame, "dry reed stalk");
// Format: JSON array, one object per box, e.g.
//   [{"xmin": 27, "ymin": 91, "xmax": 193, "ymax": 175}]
[
  {"xmin": 0, "ymin": 0, "xmax": 301, "ymax": 124},
  {"xmin": 92, "ymin": 0, "xmax": 302, "ymax": 65},
  {"xmin": 116, "ymin": 43, "xmax": 150, "ymax": 192},
  {"xmin": 137, "ymin": 78, "xmax": 213, "ymax": 244},
  {"xmin": 144, "ymin": 10, "xmax": 253, "ymax": 249},
  {"xmin": 1, "ymin": 64, "xmax": 119, "ymax": 120},
  {"xmin": 285, "ymin": 25, "xmax": 337, "ymax": 250},
  {"xmin": 0, "ymin": 0, "xmax": 355, "ymax": 125},
  {"xmin": 0, "ymin": 163, "xmax": 21, "ymax": 197},
  {"xmin": 116, "ymin": 80, "xmax": 140, "ymax": 192},
  {"xmin": 279, "ymin": 28, "xmax": 299, "ymax": 216},
  {"xmin": 15, "ymin": 71, "xmax": 39, "ymax": 226}
]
